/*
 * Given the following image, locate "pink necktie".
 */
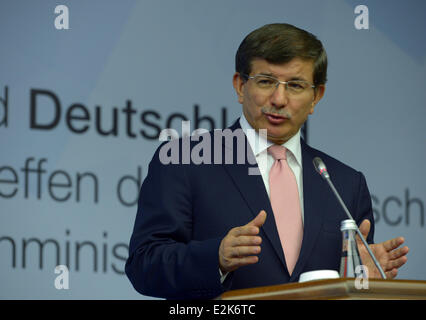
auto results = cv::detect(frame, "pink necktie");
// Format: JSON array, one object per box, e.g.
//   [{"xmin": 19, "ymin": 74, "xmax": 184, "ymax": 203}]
[{"xmin": 268, "ymin": 145, "xmax": 303, "ymax": 275}]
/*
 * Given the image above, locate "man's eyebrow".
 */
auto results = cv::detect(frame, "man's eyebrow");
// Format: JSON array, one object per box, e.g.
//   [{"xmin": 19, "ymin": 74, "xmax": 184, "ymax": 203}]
[
  {"xmin": 256, "ymin": 72, "xmax": 275, "ymax": 76},
  {"xmin": 256, "ymin": 72, "xmax": 309, "ymax": 82},
  {"xmin": 289, "ymin": 76, "xmax": 309, "ymax": 82}
]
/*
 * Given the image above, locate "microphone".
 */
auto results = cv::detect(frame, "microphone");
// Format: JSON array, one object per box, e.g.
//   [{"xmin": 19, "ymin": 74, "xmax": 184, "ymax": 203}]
[{"xmin": 313, "ymin": 157, "xmax": 387, "ymax": 279}]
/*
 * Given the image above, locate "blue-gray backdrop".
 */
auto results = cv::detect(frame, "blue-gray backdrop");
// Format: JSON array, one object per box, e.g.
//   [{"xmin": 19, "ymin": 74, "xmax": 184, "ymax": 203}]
[{"xmin": 0, "ymin": 0, "xmax": 425, "ymax": 299}]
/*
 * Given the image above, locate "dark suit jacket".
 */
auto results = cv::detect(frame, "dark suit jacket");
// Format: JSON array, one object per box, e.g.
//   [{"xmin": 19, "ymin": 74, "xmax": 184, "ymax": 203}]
[{"xmin": 125, "ymin": 119, "xmax": 374, "ymax": 299}]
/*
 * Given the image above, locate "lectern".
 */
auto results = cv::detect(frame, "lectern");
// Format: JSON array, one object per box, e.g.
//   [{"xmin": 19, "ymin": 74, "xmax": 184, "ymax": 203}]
[{"xmin": 220, "ymin": 278, "xmax": 426, "ymax": 300}]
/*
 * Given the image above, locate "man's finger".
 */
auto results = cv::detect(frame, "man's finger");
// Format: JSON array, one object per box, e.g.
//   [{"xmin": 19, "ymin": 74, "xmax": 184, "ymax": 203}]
[
  {"xmin": 220, "ymin": 254, "xmax": 259, "ymax": 273},
  {"xmin": 231, "ymin": 235, "xmax": 262, "ymax": 247},
  {"xmin": 383, "ymin": 236, "xmax": 405, "ymax": 252},
  {"xmin": 247, "ymin": 210, "xmax": 267, "ymax": 228},
  {"xmin": 233, "ymin": 256, "xmax": 259, "ymax": 269},
  {"xmin": 230, "ymin": 225, "xmax": 260, "ymax": 237},
  {"xmin": 388, "ymin": 246, "xmax": 409, "ymax": 260},
  {"xmin": 229, "ymin": 245, "xmax": 261, "ymax": 258},
  {"xmin": 230, "ymin": 211, "xmax": 267, "ymax": 237},
  {"xmin": 247, "ymin": 210, "xmax": 267, "ymax": 227},
  {"xmin": 219, "ymin": 211, "xmax": 267, "ymax": 273},
  {"xmin": 386, "ymin": 255, "xmax": 408, "ymax": 271},
  {"xmin": 385, "ymin": 268, "xmax": 398, "ymax": 279}
]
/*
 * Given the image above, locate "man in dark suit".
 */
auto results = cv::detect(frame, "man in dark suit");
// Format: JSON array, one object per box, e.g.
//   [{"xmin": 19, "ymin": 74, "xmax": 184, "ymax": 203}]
[{"xmin": 125, "ymin": 23, "xmax": 408, "ymax": 299}]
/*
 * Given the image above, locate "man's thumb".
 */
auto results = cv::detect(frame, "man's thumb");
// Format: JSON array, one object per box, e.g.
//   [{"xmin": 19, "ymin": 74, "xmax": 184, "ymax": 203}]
[
  {"xmin": 358, "ymin": 219, "xmax": 371, "ymax": 241},
  {"xmin": 248, "ymin": 210, "xmax": 267, "ymax": 228}
]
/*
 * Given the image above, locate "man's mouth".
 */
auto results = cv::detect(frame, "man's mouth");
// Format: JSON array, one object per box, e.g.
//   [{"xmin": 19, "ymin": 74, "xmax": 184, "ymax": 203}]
[
  {"xmin": 264, "ymin": 112, "xmax": 286, "ymax": 119},
  {"xmin": 264, "ymin": 112, "xmax": 288, "ymax": 124}
]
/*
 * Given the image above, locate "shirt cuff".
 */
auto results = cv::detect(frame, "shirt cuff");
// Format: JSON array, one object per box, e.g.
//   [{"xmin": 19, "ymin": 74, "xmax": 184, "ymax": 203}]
[{"xmin": 219, "ymin": 268, "xmax": 229, "ymax": 283}]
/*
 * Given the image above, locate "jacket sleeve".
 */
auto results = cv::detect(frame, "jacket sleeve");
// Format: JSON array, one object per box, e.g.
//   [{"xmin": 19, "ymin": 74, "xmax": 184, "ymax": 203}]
[
  {"xmin": 125, "ymin": 142, "xmax": 225, "ymax": 299},
  {"xmin": 353, "ymin": 171, "xmax": 375, "ymax": 245}
]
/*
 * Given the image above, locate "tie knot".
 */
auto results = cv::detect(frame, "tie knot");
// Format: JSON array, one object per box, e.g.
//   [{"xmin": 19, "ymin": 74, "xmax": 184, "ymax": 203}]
[{"xmin": 268, "ymin": 145, "xmax": 287, "ymax": 160}]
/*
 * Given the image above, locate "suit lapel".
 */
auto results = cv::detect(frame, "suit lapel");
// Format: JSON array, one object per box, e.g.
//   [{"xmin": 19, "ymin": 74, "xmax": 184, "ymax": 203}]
[
  {"xmin": 290, "ymin": 140, "xmax": 325, "ymax": 280},
  {"xmin": 221, "ymin": 119, "xmax": 288, "ymax": 271}
]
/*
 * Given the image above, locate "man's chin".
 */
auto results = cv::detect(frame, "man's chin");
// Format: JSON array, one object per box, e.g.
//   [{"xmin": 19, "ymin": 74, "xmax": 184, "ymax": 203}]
[
  {"xmin": 251, "ymin": 121, "xmax": 293, "ymax": 143},
  {"xmin": 266, "ymin": 132, "xmax": 292, "ymax": 145}
]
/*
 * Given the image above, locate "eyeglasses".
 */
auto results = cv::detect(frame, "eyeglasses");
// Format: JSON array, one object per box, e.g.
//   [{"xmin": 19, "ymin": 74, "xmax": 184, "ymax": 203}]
[{"xmin": 242, "ymin": 73, "xmax": 315, "ymax": 95}]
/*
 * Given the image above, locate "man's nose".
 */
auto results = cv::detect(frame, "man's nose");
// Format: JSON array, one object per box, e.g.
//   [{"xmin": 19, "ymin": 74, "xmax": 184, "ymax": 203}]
[{"xmin": 270, "ymin": 83, "xmax": 289, "ymax": 108}]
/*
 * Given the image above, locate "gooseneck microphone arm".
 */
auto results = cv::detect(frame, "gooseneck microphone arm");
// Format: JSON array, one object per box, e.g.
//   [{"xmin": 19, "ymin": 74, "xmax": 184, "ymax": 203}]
[{"xmin": 312, "ymin": 157, "xmax": 387, "ymax": 279}]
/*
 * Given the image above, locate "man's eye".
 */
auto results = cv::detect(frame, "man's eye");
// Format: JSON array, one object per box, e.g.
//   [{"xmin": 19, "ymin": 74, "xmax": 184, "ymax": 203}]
[
  {"xmin": 256, "ymin": 78, "xmax": 275, "ymax": 86},
  {"xmin": 288, "ymin": 82, "xmax": 306, "ymax": 90}
]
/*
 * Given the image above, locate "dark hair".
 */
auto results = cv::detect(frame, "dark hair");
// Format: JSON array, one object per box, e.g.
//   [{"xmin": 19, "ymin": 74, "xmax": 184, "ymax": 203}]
[{"xmin": 235, "ymin": 23, "xmax": 327, "ymax": 86}]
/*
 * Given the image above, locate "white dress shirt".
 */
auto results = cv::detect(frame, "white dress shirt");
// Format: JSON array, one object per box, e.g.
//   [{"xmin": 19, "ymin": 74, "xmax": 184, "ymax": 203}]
[{"xmin": 239, "ymin": 114, "xmax": 305, "ymax": 223}]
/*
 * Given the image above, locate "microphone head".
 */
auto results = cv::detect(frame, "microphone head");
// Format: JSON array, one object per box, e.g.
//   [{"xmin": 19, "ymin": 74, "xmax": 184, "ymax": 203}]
[{"xmin": 313, "ymin": 157, "xmax": 330, "ymax": 179}]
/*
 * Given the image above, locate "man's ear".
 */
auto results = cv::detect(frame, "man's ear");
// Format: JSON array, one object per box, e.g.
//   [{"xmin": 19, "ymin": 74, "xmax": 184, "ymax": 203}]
[
  {"xmin": 232, "ymin": 72, "xmax": 245, "ymax": 104},
  {"xmin": 309, "ymin": 84, "xmax": 326, "ymax": 114}
]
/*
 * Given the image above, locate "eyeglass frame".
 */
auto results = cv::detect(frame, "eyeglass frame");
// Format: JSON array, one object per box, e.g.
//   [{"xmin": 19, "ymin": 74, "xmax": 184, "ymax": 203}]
[{"xmin": 240, "ymin": 73, "xmax": 316, "ymax": 94}]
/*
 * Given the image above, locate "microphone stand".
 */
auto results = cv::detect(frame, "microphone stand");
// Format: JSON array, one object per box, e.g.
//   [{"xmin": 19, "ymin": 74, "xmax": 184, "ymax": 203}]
[{"xmin": 313, "ymin": 157, "xmax": 387, "ymax": 279}]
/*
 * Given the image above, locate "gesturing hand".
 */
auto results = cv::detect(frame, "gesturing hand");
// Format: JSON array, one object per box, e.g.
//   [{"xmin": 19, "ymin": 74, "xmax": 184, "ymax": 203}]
[
  {"xmin": 357, "ymin": 219, "xmax": 409, "ymax": 279},
  {"xmin": 219, "ymin": 210, "xmax": 267, "ymax": 274}
]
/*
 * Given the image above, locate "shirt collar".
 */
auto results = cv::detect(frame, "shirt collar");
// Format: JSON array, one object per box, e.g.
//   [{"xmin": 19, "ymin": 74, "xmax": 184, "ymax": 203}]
[{"xmin": 239, "ymin": 113, "xmax": 302, "ymax": 166}]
